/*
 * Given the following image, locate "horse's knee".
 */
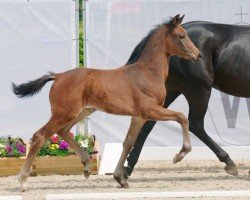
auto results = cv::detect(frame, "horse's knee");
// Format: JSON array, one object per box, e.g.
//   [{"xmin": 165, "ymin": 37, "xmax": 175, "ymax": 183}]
[
  {"xmin": 177, "ymin": 112, "xmax": 187, "ymax": 122},
  {"xmin": 177, "ymin": 113, "xmax": 188, "ymax": 127}
]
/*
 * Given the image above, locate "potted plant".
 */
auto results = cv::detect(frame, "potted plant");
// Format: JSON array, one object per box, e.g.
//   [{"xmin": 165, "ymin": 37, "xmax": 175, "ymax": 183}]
[
  {"xmin": 32, "ymin": 133, "xmax": 99, "ymax": 175},
  {"xmin": 0, "ymin": 136, "xmax": 27, "ymax": 176}
]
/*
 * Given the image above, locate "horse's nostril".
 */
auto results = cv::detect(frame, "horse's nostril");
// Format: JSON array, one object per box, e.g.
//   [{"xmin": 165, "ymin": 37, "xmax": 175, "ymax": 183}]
[{"xmin": 199, "ymin": 53, "xmax": 202, "ymax": 58}]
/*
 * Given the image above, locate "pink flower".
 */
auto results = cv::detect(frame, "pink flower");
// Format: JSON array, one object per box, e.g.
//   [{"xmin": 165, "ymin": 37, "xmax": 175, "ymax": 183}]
[
  {"xmin": 16, "ymin": 143, "xmax": 26, "ymax": 154},
  {"xmin": 6, "ymin": 144, "xmax": 13, "ymax": 156},
  {"xmin": 50, "ymin": 134, "xmax": 59, "ymax": 144}
]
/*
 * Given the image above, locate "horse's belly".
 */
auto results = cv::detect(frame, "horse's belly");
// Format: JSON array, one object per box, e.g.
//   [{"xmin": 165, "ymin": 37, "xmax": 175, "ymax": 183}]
[
  {"xmin": 86, "ymin": 89, "xmax": 138, "ymax": 116},
  {"xmin": 214, "ymin": 76, "xmax": 250, "ymax": 97},
  {"xmin": 88, "ymin": 101, "xmax": 138, "ymax": 116}
]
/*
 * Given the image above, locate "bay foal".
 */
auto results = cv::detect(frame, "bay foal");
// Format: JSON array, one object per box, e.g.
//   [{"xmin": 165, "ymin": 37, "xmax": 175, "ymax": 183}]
[{"xmin": 12, "ymin": 14, "xmax": 201, "ymax": 190}]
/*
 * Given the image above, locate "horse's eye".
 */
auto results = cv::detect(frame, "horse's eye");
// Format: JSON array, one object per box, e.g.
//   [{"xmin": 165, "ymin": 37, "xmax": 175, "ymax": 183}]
[{"xmin": 179, "ymin": 35, "xmax": 185, "ymax": 39}]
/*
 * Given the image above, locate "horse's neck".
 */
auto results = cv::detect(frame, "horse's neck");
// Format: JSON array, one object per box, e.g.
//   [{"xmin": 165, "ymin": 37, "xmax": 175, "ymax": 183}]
[{"xmin": 138, "ymin": 27, "xmax": 169, "ymax": 81}]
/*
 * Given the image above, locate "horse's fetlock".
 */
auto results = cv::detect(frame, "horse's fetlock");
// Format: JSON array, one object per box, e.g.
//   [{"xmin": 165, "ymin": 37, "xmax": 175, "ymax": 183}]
[
  {"xmin": 184, "ymin": 144, "xmax": 192, "ymax": 153},
  {"xmin": 219, "ymin": 152, "xmax": 230, "ymax": 162},
  {"xmin": 81, "ymin": 157, "xmax": 90, "ymax": 167},
  {"xmin": 114, "ymin": 173, "xmax": 122, "ymax": 182}
]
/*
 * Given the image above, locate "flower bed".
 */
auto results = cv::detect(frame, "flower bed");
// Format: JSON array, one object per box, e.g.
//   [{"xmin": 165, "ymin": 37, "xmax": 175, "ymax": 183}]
[
  {"xmin": 32, "ymin": 133, "xmax": 99, "ymax": 176},
  {"xmin": 0, "ymin": 137, "xmax": 27, "ymax": 176},
  {"xmin": 37, "ymin": 133, "xmax": 75, "ymax": 157}
]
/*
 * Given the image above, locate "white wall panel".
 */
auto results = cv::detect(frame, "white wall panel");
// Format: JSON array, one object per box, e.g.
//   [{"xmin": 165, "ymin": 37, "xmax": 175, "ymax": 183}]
[
  {"xmin": 0, "ymin": 0, "xmax": 77, "ymax": 139},
  {"xmin": 86, "ymin": 0, "xmax": 250, "ymax": 152}
]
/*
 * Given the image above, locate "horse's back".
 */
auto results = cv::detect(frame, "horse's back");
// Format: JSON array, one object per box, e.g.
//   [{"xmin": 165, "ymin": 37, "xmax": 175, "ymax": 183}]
[
  {"xmin": 168, "ymin": 22, "xmax": 250, "ymax": 97},
  {"xmin": 211, "ymin": 25, "xmax": 250, "ymax": 96}
]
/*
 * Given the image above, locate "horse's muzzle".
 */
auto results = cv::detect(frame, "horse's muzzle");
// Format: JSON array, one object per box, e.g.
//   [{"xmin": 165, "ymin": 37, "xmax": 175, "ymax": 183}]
[{"xmin": 193, "ymin": 52, "xmax": 202, "ymax": 62}]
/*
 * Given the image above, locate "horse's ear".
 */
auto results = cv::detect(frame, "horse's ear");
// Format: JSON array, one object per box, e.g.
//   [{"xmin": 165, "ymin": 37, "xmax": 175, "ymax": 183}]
[
  {"xmin": 172, "ymin": 14, "xmax": 180, "ymax": 25},
  {"xmin": 169, "ymin": 14, "xmax": 180, "ymax": 29},
  {"xmin": 179, "ymin": 14, "xmax": 185, "ymax": 24}
]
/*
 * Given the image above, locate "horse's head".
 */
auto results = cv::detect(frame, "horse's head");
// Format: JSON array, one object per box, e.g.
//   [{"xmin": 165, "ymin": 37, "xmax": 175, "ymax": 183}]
[{"xmin": 166, "ymin": 14, "xmax": 201, "ymax": 62}]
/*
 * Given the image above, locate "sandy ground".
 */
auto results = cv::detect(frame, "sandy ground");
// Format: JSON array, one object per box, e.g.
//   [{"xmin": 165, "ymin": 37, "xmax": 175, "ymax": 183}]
[{"xmin": 0, "ymin": 159, "xmax": 249, "ymax": 200}]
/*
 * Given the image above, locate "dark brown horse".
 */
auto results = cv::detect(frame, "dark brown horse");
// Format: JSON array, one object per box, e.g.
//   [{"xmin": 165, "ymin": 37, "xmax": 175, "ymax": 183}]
[{"xmin": 12, "ymin": 15, "xmax": 200, "ymax": 191}]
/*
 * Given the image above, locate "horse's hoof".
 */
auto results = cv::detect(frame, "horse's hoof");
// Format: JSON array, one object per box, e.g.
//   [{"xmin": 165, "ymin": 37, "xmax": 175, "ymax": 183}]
[
  {"xmin": 225, "ymin": 165, "xmax": 238, "ymax": 176},
  {"xmin": 173, "ymin": 154, "xmax": 183, "ymax": 164},
  {"xmin": 114, "ymin": 173, "xmax": 130, "ymax": 188},
  {"xmin": 19, "ymin": 181, "xmax": 28, "ymax": 192},
  {"xmin": 20, "ymin": 184, "xmax": 28, "ymax": 192},
  {"xmin": 122, "ymin": 181, "xmax": 130, "ymax": 189},
  {"xmin": 18, "ymin": 174, "xmax": 28, "ymax": 192},
  {"xmin": 83, "ymin": 161, "xmax": 91, "ymax": 179},
  {"xmin": 84, "ymin": 170, "xmax": 91, "ymax": 179}
]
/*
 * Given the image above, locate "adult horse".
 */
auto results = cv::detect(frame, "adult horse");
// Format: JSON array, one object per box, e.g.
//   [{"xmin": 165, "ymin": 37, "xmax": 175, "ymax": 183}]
[
  {"xmin": 12, "ymin": 15, "xmax": 201, "ymax": 191},
  {"xmin": 125, "ymin": 21, "xmax": 250, "ymax": 178}
]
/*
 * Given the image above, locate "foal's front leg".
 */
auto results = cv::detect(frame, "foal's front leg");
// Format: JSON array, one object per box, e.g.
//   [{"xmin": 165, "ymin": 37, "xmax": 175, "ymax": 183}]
[
  {"xmin": 114, "ymin": 117, "xmax": 146, "ymax": 188},
  {"xmin": 145, "ymin": 105, "xmax": 191, "ymax": 163}
]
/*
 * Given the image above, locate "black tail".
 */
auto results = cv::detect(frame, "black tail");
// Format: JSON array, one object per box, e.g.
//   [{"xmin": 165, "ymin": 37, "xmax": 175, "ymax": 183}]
[{"xmin": 12, "ymin": 72, "xmax": 56, "ymax": 98}]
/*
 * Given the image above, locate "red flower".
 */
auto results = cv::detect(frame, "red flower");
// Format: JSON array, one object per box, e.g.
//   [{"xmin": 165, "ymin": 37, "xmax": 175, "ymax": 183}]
[{"xmin": 50, "ymin": 134, "xmax": 59, "ymax": 144}]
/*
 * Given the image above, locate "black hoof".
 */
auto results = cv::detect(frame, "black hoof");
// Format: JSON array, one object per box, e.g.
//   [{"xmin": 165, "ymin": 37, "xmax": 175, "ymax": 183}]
[{"xmin": 123, "ymin": 166, "xmax": 131, "ymax": 180}]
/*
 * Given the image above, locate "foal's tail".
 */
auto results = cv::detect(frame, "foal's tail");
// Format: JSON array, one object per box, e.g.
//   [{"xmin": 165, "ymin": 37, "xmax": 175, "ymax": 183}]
[{"xmin": 12, "ymin": 72, "xmax": 56, "ymax": 98}]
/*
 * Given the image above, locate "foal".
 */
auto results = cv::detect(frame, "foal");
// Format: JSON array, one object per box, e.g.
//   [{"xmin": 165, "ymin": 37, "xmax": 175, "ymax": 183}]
[{"xmin": 12, "ymin": 14, "xmax": 201, "ymax": 190}]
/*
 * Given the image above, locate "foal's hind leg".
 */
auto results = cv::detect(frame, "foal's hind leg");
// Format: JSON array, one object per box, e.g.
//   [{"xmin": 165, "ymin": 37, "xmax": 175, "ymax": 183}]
[
  {"xmin": 18, "ymin": 115, "xmax": 73, "ymax": 191},
  {"xmin": 57, "ymin": 108, "xmax": 95, "ymax": 178},
  {"xmin": 114, "ymin": 117, "xmax": 146, "ymax": 188},
  {"xmin": 143, "ymin": 106, "xmax": 191, "ymax": 163}
]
